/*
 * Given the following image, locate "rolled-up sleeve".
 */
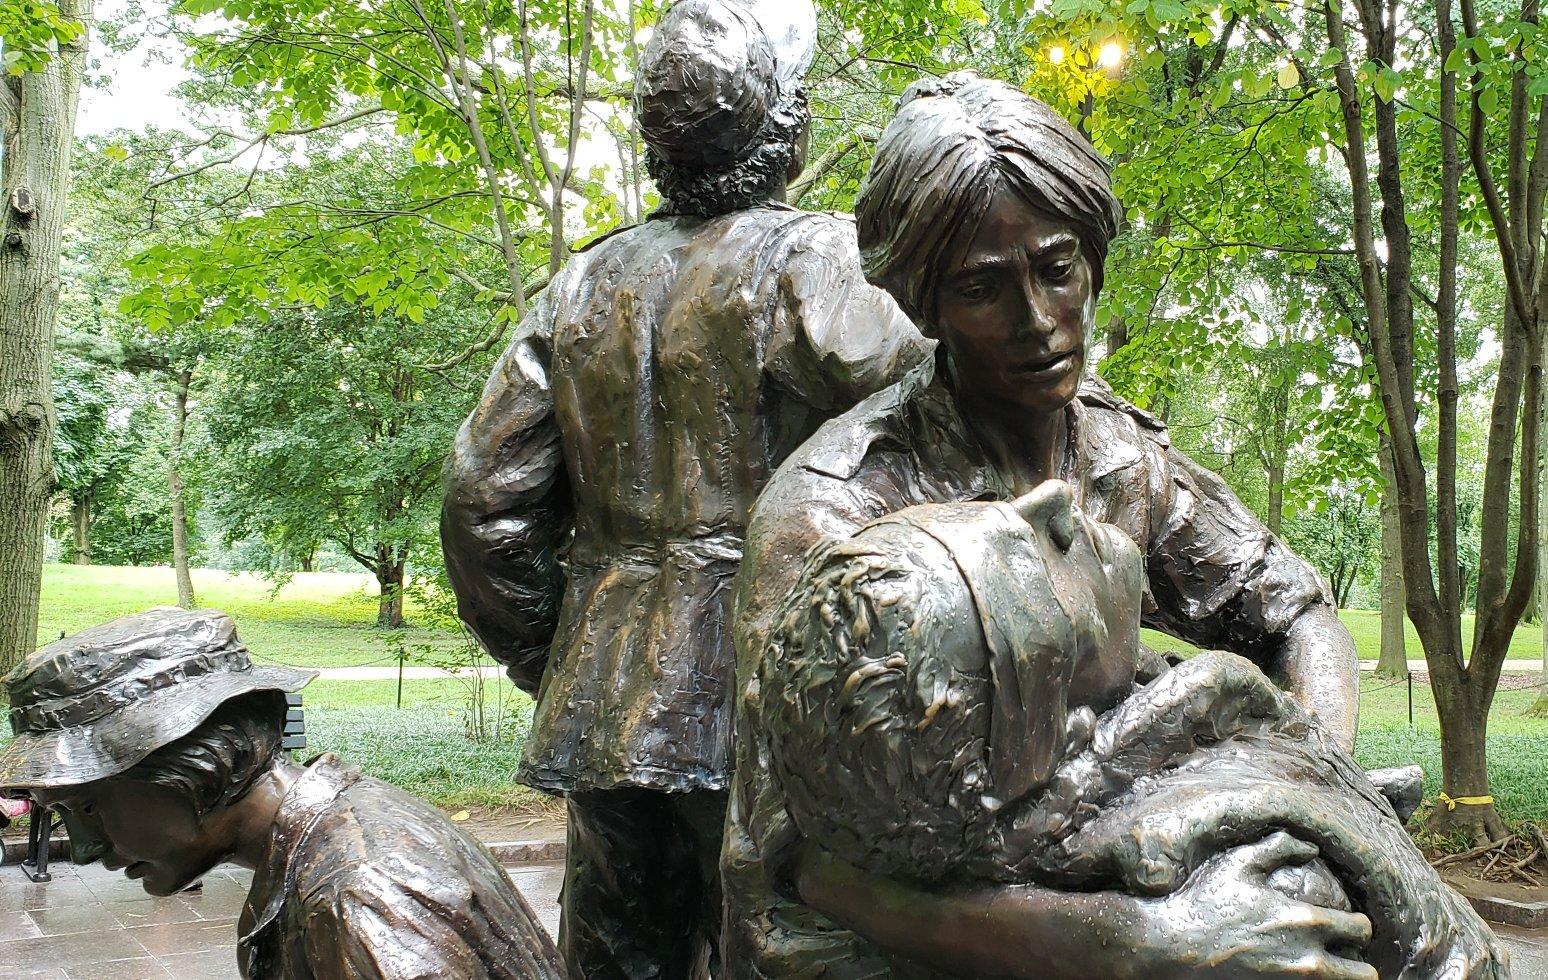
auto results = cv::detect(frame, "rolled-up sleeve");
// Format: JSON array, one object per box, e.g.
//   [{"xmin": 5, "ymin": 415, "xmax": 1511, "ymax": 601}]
[
  {"xmin": 441, "ymin": 287, "xmax": 573, "ymax": 695},
  {"xmin": 763, "ymin": 217, "xmax": 931, "ymax": 410},
  {"xmin": 1143, "ymin": 446, "xmax": 1333, "ymax": 656}
]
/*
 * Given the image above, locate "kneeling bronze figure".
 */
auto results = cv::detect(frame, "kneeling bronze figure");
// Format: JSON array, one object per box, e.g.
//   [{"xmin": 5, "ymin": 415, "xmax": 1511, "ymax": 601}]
[{"xmin": 0, "ymin": 608, "xmax": 563, "ymax": 980}]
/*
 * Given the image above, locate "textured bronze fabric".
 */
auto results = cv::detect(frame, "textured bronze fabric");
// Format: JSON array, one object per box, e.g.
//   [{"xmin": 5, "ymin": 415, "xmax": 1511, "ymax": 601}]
[
  {"xmin": 238, "ymin": 754, "xmax": 562, "ymax": 979},
  {"xmin": 442, "ymin": 206, "xmax": 928, "ymax": 796},
  {"xmin": 724, "ymin": 361, "xmax": 1352, "ymax": 975}
]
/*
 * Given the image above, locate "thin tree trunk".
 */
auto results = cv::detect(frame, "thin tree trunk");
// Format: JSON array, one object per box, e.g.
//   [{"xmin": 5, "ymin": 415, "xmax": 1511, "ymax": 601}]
[
  {"xmin": 0, "ymin": 0, "xmax": 91, "ymax": 672},
  {"xmin": 1266, "ymin": 460, "xmax": 1285, "ymax": 537},
  {"xmin": 71, "ymin": 492, "xmax": 91, "ymax": 565},
  {"xmin": 1376, "ymin": 439, "xmax": 1409, "ymax": 678},
  {"xmin": 168, "ymin": 368, "xmax": 196, "ymax": 609},
  {"xmin": 375, "ymin": 555, "xmax": 405, "ymax": 629}
]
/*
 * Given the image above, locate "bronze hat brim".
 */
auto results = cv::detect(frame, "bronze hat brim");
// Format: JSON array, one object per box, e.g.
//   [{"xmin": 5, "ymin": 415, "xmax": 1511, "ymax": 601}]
[{"xmin": 0, "ymin": 664, "xmax": 317, "ymax": 790}]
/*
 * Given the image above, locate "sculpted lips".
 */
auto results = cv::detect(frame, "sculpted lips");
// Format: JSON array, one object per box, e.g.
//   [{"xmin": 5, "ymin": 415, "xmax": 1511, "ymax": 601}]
[{"xmin": 1015, "ymin": 349, "xmax": 1079, "ymax": 377}]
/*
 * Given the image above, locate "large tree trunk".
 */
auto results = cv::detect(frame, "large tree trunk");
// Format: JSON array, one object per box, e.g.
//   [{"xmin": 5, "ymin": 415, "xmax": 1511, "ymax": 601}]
[
  {"xmin": 0, "ymin": 0, "xmax": 91, "ymax": 673},
  {"xmin": 71, "ymin": 492, "xmax": 91, "ymax": 565},
  {"xmin": 1376, "ymin": 440, "xmax": 1409, "ymax": 678},
  {"xmin": 375, "ymin": 552, "xmax": 405, "ymax": 629},
  {"xmin": 168, "ymin": 369, "xmax": 196, "ymax": 609},
  {"xmin": 1435, "ymin": 683, "xmax": 1509, "ymax": 840}
]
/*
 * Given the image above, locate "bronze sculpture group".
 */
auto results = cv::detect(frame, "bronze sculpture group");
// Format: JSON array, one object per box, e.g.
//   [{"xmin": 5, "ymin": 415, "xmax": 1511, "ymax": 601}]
[{"xmin": 0, "ymin": 1, "xmax": 1514, "ymax": 977}]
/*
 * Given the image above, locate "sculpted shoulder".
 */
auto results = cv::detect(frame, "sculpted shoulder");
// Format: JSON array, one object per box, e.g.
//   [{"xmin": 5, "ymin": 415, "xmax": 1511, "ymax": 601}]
[{"xmin": 1076, "ymin": 375, "xmax": 1170, "ymax": 447}]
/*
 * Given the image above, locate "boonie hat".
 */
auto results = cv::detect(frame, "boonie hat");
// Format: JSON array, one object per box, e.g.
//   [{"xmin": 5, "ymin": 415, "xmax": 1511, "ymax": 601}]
[{"xmin": 0, "ymin": 608, "xmax": 315, "ymax": 789}]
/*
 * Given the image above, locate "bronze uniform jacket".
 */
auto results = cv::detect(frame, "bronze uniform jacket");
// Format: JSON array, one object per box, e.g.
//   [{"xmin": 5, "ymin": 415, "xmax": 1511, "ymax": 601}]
[
  {"xmin": 237, "ymin": 754, "xmax": 562, "ymax": 979},
  {"xmin": 441, "ymin": 205, "xmax": 929, "ymax": 794}
]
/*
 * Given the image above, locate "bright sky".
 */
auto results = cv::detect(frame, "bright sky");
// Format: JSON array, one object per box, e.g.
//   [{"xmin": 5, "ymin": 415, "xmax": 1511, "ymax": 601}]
[{"xmin": 78, "ymin": 0, "xmax": 194, "ymax": 136}]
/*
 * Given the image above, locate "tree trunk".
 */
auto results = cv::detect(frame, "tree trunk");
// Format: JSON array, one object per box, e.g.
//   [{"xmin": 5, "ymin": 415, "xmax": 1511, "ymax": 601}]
[
  {"xmin": 168, "ymin": 369, "xmax": 196, "ymax": 609},
  {"xmin": 1266, "ymin": 460, "xmax": 1285, "ymax": 537},
  {"xmin": 375, "ymin": 555, "xmax": 405, "ymax": 629},
  {"xmin": 1105, "ymin": 317, "xmax": 1129, "ymax": 361},
  {"xmin": 1377, "ymin": 440, "xmax": 1409, "ymax": 678},
  {"xmin": 300, "ymin": 549, "xmax": 315, "ymax": 573},
  {"xmin": 71, "ymin": 492, "xmax": 91, "ymax": 565},
  {"xmin": 1433, "ymin": 684, "xmax": 1509, "ymax": 840},
  {"xmin": 1534, "ymin": 350, "xmax": 1548, "ymax": 714},
  {"xmin": 0, "ymin": 0, "xmax": 91, "ymax": 673}
]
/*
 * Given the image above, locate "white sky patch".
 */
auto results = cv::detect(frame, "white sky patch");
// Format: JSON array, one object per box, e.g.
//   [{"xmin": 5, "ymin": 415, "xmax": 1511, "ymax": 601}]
[{"xmin": 79, "ymin": 0, "xmax": 195, "ymax": 136}]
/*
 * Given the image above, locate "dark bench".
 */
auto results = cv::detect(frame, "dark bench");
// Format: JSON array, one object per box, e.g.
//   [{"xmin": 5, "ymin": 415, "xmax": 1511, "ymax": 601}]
[
  {"xmin": 22, "ymin": 803, "xmax": 58, "ymax": 883},
  {"xmin": 284, "ymin": 692, "xmax": 306, "ymax": 753}
]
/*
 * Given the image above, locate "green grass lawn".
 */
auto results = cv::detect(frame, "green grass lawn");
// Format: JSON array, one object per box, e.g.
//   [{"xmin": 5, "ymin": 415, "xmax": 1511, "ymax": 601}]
[
  {"xmin": 37, "ymin": 564, "xmax": 465, "ymax": 668},
  {"xmin": 26, "ymin": 563, "xmax": 1548, "ymax": 819},
  {"xmin": 1143, "ymin": 607, "xmax": 1544, "ymax": 662}
]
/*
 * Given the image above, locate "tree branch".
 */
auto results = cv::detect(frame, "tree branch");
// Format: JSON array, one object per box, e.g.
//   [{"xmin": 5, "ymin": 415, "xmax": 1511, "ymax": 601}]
[
  {"xmin": 789, "ymin": 132, "xmax": 871, "ymax": 206},
  {"xmin": 147, "ymin": 107, "xmax": 387, "ymax": 191}
]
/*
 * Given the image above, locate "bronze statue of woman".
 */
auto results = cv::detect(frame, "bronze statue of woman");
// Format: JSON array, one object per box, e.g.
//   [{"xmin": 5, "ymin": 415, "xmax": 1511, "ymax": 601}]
[
  {"xmin": 724, "ymin": 72, "xmax": 1506, "ymax": 978},
  {"xmin": 440, "ymin": 2, "xmax": 928, "ymax": 976}
]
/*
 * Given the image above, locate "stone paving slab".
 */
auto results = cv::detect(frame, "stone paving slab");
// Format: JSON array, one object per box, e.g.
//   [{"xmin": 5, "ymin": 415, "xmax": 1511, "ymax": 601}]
[{"xmin": 2, "ymin": 858, "xmax": 1543, "ymax": 977}]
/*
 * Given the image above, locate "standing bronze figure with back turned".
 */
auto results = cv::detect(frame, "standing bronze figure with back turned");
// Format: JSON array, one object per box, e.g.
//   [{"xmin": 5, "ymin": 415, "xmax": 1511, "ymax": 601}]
[{"xmin": 440, "ymin": 1, "xmax": 929, "ymax": 976}]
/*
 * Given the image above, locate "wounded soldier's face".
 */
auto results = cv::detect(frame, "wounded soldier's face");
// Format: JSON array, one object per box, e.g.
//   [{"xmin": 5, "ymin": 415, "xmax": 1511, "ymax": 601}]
[{"xmin": 1011, "ymin": 480, "xmax": 1143, "ymax": 714}]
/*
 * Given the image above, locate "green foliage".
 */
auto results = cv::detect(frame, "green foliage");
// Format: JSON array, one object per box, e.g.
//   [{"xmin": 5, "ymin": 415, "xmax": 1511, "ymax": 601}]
[
  {"xmin": 0, "ymin": 0, "xmax": 83, "ymax": 75},
  {"xmin": 306, "ymin": 704, "xmax": 545, "ymax": 809},
  {"xmin": 199, "ymin": 296, "xmax": 486, "ymax": 582}
]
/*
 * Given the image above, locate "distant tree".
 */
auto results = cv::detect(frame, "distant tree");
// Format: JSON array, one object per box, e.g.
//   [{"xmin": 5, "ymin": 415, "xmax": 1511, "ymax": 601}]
[
  {"xmin": 87, "ymin": 396, "xmax": 180, "ymax": 567},
  {"xmin": 202, "ymin": 301, "xmax": 487, "ymax": 627},
  {"xmin": 1285, "ymin": 487, "xmax": 1382, "ymax": 608},
  {"xmin": 50, "ymin": 345, "xmax": 127, "ymax": 565}
]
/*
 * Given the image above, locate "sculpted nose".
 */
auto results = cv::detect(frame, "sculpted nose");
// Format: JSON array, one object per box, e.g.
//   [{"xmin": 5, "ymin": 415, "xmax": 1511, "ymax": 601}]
[{"xmin": 1017, "ymin": 276, "xmax": 1055, "ymax": 339}]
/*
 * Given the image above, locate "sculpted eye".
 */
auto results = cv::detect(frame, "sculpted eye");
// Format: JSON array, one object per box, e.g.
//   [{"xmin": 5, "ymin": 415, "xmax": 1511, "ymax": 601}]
[
  {"xmin": 956, "ymin": 277, "xmax": 998, "ymax": 303},
  {"xmin": 1045, "ymin": 260, "xmax": 1075, "ymax": 283}
]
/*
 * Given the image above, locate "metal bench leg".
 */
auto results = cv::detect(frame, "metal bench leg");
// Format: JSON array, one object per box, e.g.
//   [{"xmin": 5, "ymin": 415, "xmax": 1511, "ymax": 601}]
[{"xmin": 22, "ymin": 805, "xmax": 54, "ymax": 883}]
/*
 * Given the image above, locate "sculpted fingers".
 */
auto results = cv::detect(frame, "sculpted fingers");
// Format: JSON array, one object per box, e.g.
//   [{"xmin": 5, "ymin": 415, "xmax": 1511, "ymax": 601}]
[
  {"xmin": 1219, "ymin": 831, "xmax": 1320, "ymax": 880},
  {"xmin": 1292, "ymin": 954, "xmax": 1378, "ymax": 980},
  {"xmin": 1316, "ymin": 908, "xmax": 1373, "ymax": 950}
]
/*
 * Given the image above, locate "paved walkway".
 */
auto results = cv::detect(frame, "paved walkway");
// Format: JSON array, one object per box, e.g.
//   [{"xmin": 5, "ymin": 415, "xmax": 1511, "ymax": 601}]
[
  {"xmin": 1, "ymin": 858, "xmax": 1543, "ymax": 977},
  {"xmin": 0, "ymin": 859, "xmax": 564, "ymax": 979},
  {"xmin": 1359, "ymin": 660, "xmax": 1543, "ymax": 672}
]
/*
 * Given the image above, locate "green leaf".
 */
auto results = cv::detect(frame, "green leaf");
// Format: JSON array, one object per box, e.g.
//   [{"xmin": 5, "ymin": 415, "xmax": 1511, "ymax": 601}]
[{"xmin": 1373, "ymin": 66, "xmax": 1400, "ymax": 103}]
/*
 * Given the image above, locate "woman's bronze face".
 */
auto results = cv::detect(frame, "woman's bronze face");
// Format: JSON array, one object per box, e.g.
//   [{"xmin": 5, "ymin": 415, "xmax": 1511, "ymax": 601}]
[
  {"xmin": 934, "ymin": 183, "xmax": 1093, "ymax": 417},
  {"xmin": 30, "ymin": 779, "xmax": 232, "ymax": 897}
]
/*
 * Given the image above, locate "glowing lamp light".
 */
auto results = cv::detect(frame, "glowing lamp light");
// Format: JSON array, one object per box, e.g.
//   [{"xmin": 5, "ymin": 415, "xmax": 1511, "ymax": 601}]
[
  {"xmin": 1098, "ymin": 41, "xmax": 1125, "ymax": 68},
  {"xmin": 1048, "ymin": 45, "xmax": 1066, "ymax": 64}
]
